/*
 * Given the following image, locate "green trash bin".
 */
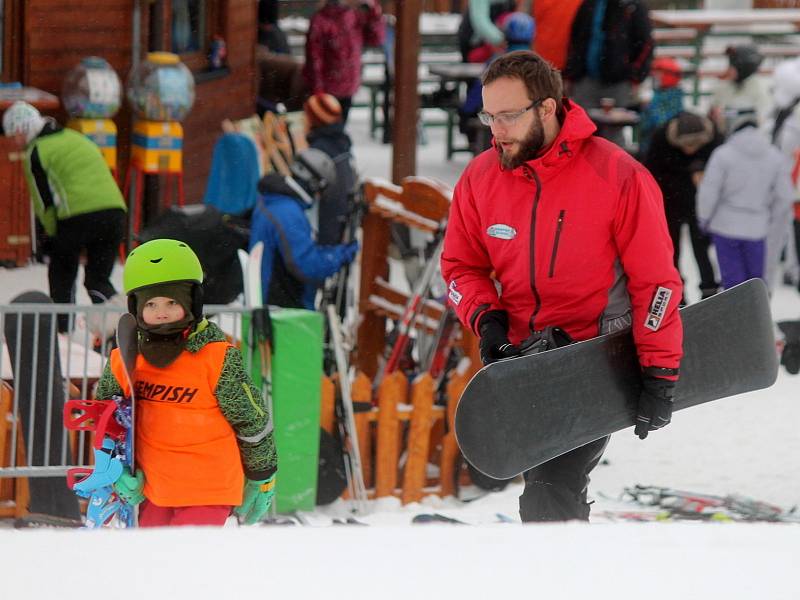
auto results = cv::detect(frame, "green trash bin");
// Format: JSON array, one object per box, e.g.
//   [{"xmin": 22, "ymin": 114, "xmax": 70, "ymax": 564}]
[{"xmin": 253, "ymin": 308, "xmax": 323, "ymax": 513}]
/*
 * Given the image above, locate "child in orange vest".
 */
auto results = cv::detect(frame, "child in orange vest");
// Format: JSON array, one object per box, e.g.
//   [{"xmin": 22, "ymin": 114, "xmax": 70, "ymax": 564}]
[{"xmin": 95, "ymin": 238, "xmax": 277, "ymax": 527}]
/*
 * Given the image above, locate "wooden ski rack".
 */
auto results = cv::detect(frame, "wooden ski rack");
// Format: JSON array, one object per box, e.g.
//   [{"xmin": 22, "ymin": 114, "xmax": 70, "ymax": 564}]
[
  {"xmin": 321, "ymin": 361, "xmax": 476, "ymax": 504},
  {"xmin": 0, "ymin": 382, "xmax": 29, "ymax": 518},
  {"xmin": 356, "ymin": 176, "xmax": 452, "ymax": 378}
]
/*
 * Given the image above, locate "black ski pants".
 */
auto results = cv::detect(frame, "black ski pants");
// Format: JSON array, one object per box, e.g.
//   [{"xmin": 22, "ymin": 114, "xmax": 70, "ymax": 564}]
[
  {"xmin": 47, "ymin": 208, "xmax": 125, "ymax": 331},
  {"xmin": 667, "ymin": 214, "xmax": 718, "ymax": 296},
  {"xmin": 519, "ymin": 436, "xmax": 609, "ymax": 522}
]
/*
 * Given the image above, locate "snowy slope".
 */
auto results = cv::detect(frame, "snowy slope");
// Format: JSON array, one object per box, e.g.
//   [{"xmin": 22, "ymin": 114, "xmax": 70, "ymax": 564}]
[{"xmin": 1, "ymin": 522, "xmax": 798, "ymax": 600}]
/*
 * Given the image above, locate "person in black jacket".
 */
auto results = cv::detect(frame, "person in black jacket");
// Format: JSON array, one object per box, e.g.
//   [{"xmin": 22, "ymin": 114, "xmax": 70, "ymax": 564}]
[
  {"xmin": 643, "ymin": 111, "xmax": 722, "ymax": 303},
  {"xmin": 563, "ymin": 0, "xmax": 653, "ymax": 116},
  {"xmin": 304, "ymin": 93, "xmax": 358, "ymax": 246}
]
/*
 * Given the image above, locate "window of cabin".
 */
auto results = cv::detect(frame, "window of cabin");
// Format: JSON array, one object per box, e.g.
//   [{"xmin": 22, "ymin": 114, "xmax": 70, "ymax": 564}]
[
  {"xmin": 147, "ymin": 0, "xmax": 224, "ymax": 72},
  {"xmin": 172, "ymin": 0, "xmax": 206, "ymax": 54}
]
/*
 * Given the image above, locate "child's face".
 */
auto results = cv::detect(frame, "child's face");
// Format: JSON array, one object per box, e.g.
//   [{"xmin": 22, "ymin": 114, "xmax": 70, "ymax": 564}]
[{"xmin": 142, "ymin": 296, "xmax": 186, "ymax": 326}]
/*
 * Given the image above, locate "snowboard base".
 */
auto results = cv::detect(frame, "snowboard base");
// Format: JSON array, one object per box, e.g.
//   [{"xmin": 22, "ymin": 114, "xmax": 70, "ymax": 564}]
[{"xmin": 454, "ymin": 279, "xmax": 779, "ymax": 479}]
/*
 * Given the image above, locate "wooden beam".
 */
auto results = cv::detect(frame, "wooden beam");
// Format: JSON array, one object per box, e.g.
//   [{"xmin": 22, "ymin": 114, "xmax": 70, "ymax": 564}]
[{"xmin": 391, "ymin": 0, "xmax": 421, "ymax": 183}]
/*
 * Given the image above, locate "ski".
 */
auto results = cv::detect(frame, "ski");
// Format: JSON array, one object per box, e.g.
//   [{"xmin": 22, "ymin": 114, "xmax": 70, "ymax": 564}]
[{"xmin": 326, "ymin": 303, "xmax": 369, "ymax": 514}]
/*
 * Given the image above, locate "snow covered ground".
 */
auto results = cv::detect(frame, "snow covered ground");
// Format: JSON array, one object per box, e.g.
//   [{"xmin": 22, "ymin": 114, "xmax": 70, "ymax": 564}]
[{"xmin": 1, "ymin": 106, "xmax": 799, "ymax": 600}]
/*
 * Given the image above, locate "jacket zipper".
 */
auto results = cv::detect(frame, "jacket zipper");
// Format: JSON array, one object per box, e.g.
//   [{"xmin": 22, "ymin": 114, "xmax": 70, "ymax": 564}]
[
  {"xmin": 548, "ymin": 210, "xmax": 566, "ymax": 278},
  {"xmin": 526, "ymin": 167, "xmax": 543, "ymax": 332}
]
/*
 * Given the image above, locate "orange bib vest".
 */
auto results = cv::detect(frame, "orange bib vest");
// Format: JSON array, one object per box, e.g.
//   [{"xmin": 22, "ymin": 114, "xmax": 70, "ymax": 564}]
[{"xmin": 109, "ymin": 341, "xmax": 244, "ymax": 507}]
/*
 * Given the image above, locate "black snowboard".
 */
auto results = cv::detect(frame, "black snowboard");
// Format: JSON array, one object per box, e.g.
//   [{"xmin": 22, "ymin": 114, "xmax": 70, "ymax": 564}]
[
  {"xmin": 455, "ymin": 279, "xmax": 779, "ymax": 479},
  {"xmin": 3, "ymin": 291, "xmax": 81, "ymax": 519}
]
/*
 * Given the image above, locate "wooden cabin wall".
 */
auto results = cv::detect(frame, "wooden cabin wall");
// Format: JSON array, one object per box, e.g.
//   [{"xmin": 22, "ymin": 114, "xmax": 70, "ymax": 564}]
[
  {"xmin": 180, "ymin": 0, "xmax": 258, "ymax": 203},
  {"xmin": 20, "ymin": 0, "xmax": 258, "ymax": 205}
]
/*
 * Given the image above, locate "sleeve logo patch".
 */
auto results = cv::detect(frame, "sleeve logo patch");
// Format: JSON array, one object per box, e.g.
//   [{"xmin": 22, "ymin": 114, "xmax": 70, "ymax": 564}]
[
  {"xmin": 645, "ymin": 286, "xmax": 672, "ymax": 331},
  {"xmin": 448, "ymin": 280, "xmax": 462, "ymax": 306},
  {"xmin": 486, "ymin": 224, "xmax": 517, "ymax": 240}
]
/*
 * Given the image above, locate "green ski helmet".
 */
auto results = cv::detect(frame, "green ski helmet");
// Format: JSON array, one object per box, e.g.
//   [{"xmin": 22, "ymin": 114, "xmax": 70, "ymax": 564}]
[{"xmin": 123, "ymin": 238, "xmax": 205, "ymax": 320}]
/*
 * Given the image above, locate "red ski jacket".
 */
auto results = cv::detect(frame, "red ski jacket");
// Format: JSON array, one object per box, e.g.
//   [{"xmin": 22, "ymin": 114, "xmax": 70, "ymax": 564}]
[{"xmin": 441, "ymin": 100, "xmax": 683, "ymax": 370}]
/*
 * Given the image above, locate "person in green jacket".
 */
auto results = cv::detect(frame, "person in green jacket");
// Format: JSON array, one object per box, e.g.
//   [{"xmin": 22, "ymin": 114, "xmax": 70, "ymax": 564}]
[{"xmin": 2, "ymin": 101, "xmax": 127, "ymax": 331}]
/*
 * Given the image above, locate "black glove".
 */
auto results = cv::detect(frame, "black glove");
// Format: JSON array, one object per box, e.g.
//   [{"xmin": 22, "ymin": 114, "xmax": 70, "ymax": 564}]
[
  {"xmin": 478, "ymin": 310, "xmax": 520, "ymax": 366},
  {"xmin": 635, "ymin": 368, "xmax": 678, "ymax": 440}
]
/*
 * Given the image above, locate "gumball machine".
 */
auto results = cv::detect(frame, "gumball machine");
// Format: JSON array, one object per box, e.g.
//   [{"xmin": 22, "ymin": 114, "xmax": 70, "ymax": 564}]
[
  {"xmin": 62, "ymin": 57, "xmax": 122, "ymax": 173},
  {"xmin": 124, "ymin": 52, "xmax": 195, "ymax": 235}
]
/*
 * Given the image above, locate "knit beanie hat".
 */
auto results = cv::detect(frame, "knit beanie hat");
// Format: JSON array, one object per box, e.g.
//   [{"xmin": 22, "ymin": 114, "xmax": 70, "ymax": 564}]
[
  {"xmin": 133, "ymin": 282, "xmax": 196, "ymax": 368},
  {"xmin": 666, "ymin": 112, "xmax": 714, "ymax": 153},
  {"xmin": 304, "ymin": 93, "xmax": 342, "ymax": 128},
  {"xmin": 651, "ymin": 57, "xmax": 682, "ymax": 89}
]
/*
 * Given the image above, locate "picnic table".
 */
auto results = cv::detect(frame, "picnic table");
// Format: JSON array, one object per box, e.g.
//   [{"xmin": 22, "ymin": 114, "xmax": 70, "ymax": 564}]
[
  {"xmin": 650, "ymin": 9, "xmax": 800, "ymax": 104},
  {"xmin": 428, "ymin": 63, "xmax": 487, "ymax": 159}
]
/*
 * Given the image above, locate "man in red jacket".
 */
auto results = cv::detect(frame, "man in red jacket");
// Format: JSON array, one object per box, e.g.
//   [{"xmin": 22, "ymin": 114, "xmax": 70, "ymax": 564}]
[{"xmin": 441, "ymin": 51, "xmax": 683, "ymax": 522}]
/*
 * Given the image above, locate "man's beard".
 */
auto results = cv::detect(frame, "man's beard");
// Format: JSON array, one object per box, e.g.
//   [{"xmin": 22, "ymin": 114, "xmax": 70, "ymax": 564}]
[{"xmin": 496, "ymin": 113, "xmax": 545, "ymax": 170}]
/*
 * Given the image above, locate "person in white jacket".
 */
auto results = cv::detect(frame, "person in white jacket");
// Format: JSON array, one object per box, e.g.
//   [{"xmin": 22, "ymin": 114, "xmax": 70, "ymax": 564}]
[
  {"xmin": 697, "ymin": 111, "xmax": 795, "ymax": 290},
  {"xmin": 709, "ymin": 45, "xmax": 772, "ymax": 134},
  {"xmin": 769, "ymin": 57, "xmax": 800, "ymax": 291}
]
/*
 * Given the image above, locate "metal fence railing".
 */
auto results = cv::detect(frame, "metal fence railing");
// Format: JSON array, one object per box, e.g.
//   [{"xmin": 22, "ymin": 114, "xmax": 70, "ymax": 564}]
[{"xmin": 0, "ymin": 302, "xmax": 252, "ymax": 479}]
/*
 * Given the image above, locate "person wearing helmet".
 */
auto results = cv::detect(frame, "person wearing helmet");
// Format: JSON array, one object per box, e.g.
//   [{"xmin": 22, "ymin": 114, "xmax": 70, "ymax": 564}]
[
  {"xmin": 638, "ymin": 56, "xmax": 685, "ymax": 156},
  {"xmin": 2, "ymin": 101, "xmax": 126, "ymax": 332},
  {"xmin": 458, "ymin": 0, "xmax": 517, "ymax": 63},
  {"xmin": 94, "ymin": 239, "xmax": 278, "ymax": 527},
  {"xmin": 459, "ymin": 12, "xmax": 537, "ymax": 154},
  {"xmin": 709, "ymin": 45, "xmax": 772, "ymax": 134},
  {"xmin": 250, "ymin": 148, "xmax": 359, "ymax": 309}
]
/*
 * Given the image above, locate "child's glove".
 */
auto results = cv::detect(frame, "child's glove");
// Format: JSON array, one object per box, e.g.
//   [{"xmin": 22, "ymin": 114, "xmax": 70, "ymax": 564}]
[
  {"xmin": 235, "ymin": 474, "xmax": 276, "ymax": 525},
  {"xmin": 113, "ymin": 468, "xmax": 145, "ymax": 506}
]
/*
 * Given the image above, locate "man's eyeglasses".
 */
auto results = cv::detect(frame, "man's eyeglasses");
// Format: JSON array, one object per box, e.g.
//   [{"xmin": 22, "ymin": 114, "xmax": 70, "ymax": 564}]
[{"xmin": 478, "ymin": 98, "xmax": 546, "ymax": 127}]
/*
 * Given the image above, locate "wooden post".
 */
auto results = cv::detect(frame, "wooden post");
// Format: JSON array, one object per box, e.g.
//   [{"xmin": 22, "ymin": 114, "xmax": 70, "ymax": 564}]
[
  {"xmin": 401, "ymin": 373, "xmax": 436, "ymax": 504},
  {"xmin": 320, "ymin": 375, "xmax": 335, "ymax": 435},
  {"xmin": 356, "ymin": 209, "xmax": 390, "ymax": 378},
  {"xmin": 0, "ymin": 382, "xmax": 29, "ymax": 518},
  {"xmin": 391, "ymin": 0, "xmax": 421, "ymax": 183},
  {"xmin": 351, "ymin": 372, "xmax": 374, "ymax": 489},
  {"xmin": 439, "ymin": 362, "xmax": 472, "ymax": 498},
  {"xmin": 374, "ymin": 371, "xmax": 407, "ymax": 497}
]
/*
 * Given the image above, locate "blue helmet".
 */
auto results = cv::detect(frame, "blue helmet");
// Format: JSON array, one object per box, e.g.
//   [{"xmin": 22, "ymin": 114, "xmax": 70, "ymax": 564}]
[{"xmin": 503, "ymin": 12, "xmax": 535, "ymax": 48}]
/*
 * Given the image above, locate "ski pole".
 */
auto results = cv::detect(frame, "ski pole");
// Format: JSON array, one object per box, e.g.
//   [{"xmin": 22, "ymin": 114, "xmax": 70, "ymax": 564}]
[
  {"xmin": 326, "ymin": 303, "xmax": 369, "ymax": 514},
  {"xmin": 374, "ymin": 231, "xmax": 445, "ymax": 388}
]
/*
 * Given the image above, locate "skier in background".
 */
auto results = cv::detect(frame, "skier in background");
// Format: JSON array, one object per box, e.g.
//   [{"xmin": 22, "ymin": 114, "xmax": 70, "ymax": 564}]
[
  {"xmin": 304, "ymin": 93, "xmax": 358, "ymax": 246},
  {"xmin": 697, "ymin": 111, "xmax": 795, "ymax": 291},
  {"xmin": 708, "ymin": 45, "xmax": 772, "ymax": 134},
  {"xmin": 638, "ymin": 56, "xmax": 685, "ymax": 157},
  {"xmin": 303, "ymin": 0, "xmax": 385, "ymax": 124},
  {"xmin": 2, "ymin": 101, "xmax": 126, "ymax": 332},
  {"xmin": 643, "ymin": 111, "xmax": 722, "ymax": 303},
  {"xmin": 563, "ymin": 0, "xmax": 654, "ymax": 116},
  {"xmin": 457, "ymin": 0, "xmax": 517, "ymax": 63},
  {"xmin": 95, "ymin": 239, "xmax": 278, "ymax": 527},
  {"xmin": 250, "ymin": 148, "xmax": 359, "ymax": 309},
  {"xmin": 441, "ymin": 51, "xmax": 683, "ymax": 522}
]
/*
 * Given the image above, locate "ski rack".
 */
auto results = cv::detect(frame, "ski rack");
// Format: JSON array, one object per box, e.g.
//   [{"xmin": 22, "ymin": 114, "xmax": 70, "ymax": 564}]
[
  {"xmin": 321, "ymin": 358, "xmax": 476, "ymax": 503},
  {"xmin": 356, "ymin": 176, "xmax": 452, "ymax": 378},
  {"xmin": 317, "ymin": 176, "xmax": 484, "ymax": 503}
]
